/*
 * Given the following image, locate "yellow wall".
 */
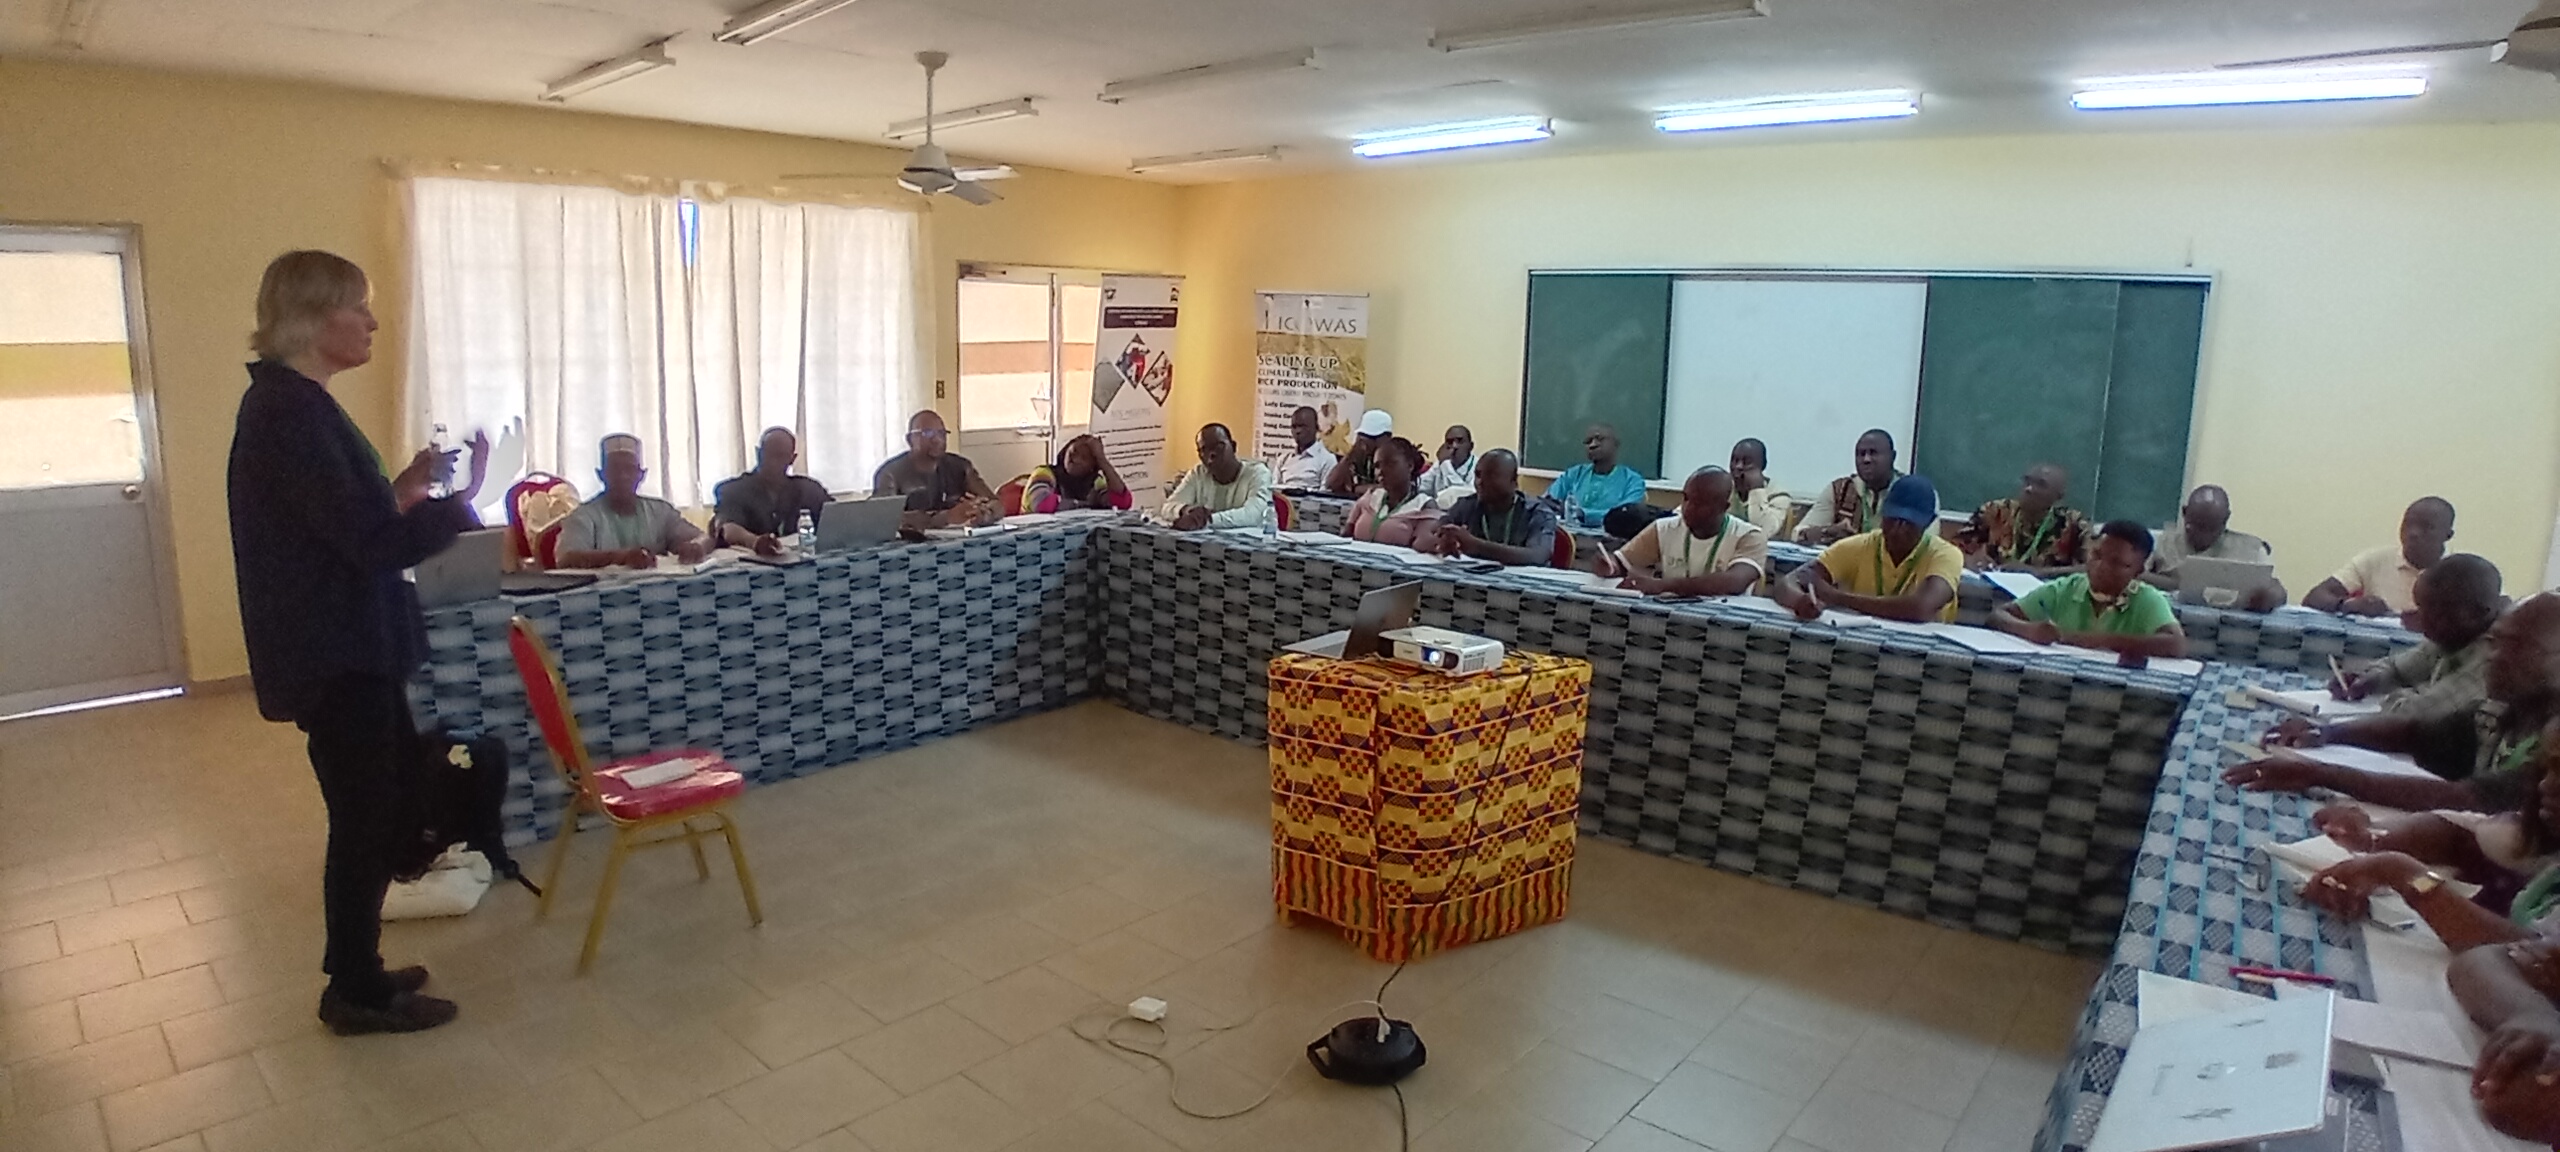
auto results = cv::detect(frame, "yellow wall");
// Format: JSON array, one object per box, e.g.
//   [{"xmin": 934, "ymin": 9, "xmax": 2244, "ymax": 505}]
[
  {"xmin": 0, "ymin": 59, "xmax": 1180, "ymax": 684},
  {"xmin": 1175, "ymin": 127, "xmax": 2560, "ymax": 595}
]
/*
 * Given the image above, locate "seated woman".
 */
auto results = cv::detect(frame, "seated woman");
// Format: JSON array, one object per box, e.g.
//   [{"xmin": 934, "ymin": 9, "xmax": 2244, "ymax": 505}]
[
  {"xmin": 1341, "ymin": 437, "xmax": 1439, "ymax": 549},
  {"xmin": 1022, "ymin": 434, "xmax": 1132, "ymax": 514},
  {"xmin": 1987, "ymin": 519, "xmax": 2186, "ymax": 662}
]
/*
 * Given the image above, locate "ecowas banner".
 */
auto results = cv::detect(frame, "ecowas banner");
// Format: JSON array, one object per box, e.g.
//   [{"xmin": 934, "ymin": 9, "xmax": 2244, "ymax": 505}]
[
  {"xmin": 1090, "ymin": 274, "xmax": 1181, "ymax": 498},
  {"xmin": 1253, "ymin": 292, "xmax": 1368, "ymax": 481}
]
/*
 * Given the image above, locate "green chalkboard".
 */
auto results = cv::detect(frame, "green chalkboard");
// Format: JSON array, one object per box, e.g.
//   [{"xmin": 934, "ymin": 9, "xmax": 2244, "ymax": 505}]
[
  {"xmin": 1520, "ymin": 274, "xmax": 1670, "ymax": 476},
  {"xmin": 2095, "ymin": 282, "xmax": 2208, "ymax": 527},
  {"xmin": 1912, "ymin": 278, "xmax": 2121, "ymax": 520}
]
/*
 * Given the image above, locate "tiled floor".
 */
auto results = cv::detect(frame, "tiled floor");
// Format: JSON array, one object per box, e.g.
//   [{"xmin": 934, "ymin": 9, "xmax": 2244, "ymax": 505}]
[{"xmin": 0, "ymin": 691, "xmax": 2097, "ymax": 1152}]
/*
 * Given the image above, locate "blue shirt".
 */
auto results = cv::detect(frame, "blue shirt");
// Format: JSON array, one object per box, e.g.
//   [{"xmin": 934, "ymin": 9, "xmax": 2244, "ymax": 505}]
[{"xmin": 1547, "ymin": 463, "xmax": 1649, "ymax": 529}]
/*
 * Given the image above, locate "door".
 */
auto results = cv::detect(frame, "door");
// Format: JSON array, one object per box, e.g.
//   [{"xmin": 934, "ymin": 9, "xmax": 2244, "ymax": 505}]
[
  {"xmin": 955, "ymin": 266, "xmax": 1103, "ymax": 497},
  {"xmin": 0, "ymin": 226, "xmax": 185, "ymax": 718}
]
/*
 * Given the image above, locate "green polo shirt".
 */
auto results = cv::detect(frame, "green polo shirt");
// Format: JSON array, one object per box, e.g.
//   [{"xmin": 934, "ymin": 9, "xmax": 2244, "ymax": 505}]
[{"xmin": 2015, "ymin": 574, "xmax": 2178, "ymax": 636}]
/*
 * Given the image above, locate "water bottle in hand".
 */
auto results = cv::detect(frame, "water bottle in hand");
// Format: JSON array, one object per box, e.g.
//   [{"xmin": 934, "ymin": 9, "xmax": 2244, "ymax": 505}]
[{"xmin": 427, "ymin": 423, "xmax": 451, "ymax": 499}]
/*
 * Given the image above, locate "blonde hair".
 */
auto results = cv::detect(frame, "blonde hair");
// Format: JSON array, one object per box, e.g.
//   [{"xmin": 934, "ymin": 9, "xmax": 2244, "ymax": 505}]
[{"xmin": 250, "ymin": 250, "xmax": 368, "ymax": 360}]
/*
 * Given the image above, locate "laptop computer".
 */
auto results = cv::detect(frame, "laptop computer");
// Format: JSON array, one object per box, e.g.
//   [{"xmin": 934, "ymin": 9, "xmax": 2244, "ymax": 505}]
[
  {"xmin": 414, "ymin": 528, "xmax": 504, "ymax": 608},
  {"xmin": 815, "ymin": 496, "xmax": 906, "ymax": 552},
  {"xmin": 1285, "ymin": 582, "xmax": 1421, "ymax": 659},
  {"xmin": 2086, "ymin": 989, "xmax": 2334, "ymax": 1152},
  {"xmin": 2177, "ymin": 556, "xmax": 2279, "ymax": 609}
]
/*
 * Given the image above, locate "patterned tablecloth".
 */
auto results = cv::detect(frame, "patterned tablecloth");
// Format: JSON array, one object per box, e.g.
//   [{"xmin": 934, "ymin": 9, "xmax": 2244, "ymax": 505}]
[
  {"xmin": 1094, "ymin": 525, "xmax": 2192, "ymax": 954},
  {"xmin": 1267, "ymin": 651, "xmax": 1591, "ymax": 962},
  {"xmin": 2034, "ymin": 660, "xmax": 2382, "ymax": 1152},
  {"xmin": 414, "ymin": 522, "xmax": 1101, "ymax": 847}
]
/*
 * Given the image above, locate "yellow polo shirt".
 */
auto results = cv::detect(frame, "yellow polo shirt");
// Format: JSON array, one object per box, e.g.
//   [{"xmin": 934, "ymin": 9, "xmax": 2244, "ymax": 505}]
[
  {"xmin": 2332, "ymin": 546, "xmax": 2424, "ymax": 613},
  {"xmin": 1814, "ymin": 530, "xmax": 1966, "ymax": 622}
]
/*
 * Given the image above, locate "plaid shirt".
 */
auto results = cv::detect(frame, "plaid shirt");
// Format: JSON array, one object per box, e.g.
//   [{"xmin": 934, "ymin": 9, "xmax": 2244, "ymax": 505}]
[
  {"xmin": 1957, "ymin": 498, "xmax": 2090, "ymax": 568},
  {"xmin": 2371, "ymin": 634, "xmax": 2494, "ymax": 727}
]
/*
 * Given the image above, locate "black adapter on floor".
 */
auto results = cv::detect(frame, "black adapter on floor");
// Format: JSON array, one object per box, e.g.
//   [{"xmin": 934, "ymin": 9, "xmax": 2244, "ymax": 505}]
[{"xmin": 1306, "ymin": 1016, "xmax": 1427, "ymax": 1085}]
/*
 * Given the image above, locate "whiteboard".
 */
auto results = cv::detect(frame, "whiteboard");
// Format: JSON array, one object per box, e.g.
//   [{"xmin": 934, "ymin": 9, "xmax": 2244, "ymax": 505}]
[{"xmin": 1660, "ymin": 278, "xmax": 1928, "ymax": 500}]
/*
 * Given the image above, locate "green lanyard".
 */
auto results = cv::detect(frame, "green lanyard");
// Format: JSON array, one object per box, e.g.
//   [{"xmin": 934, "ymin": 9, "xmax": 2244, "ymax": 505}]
[
  {"xmin": 1478, "ymin": 501, "xmax": 1520, "ymax": 544},
  {"xmin": 1678, "ymin": 516, "xmax": 1729, "ymax": 576},
  {"xmin": 2012, "ymin": 508, "xmax": 2058, "ymax": 564},
  {"xmin": 1370, "ymin": 491, "xmax": 1416, "ymax": 537},
  {"xmin": 2497, "ymin": 734, "xmax": 2543, "ymax": 776},
  {"xmin": 1870, "ymin": 536, "xmax": 1928, "ymax": 597}
]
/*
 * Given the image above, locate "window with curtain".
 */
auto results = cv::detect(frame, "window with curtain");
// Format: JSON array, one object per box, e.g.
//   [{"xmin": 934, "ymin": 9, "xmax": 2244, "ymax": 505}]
[{"xmin": 402, "ymin": 175, "xmax": 922, "ymax": 508}]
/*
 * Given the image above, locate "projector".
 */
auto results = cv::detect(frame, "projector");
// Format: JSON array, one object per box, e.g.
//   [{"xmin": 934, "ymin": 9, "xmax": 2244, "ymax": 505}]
[{"xmin": 1381, "ymin": 626, "xmax": 1504, "ymax": 676}]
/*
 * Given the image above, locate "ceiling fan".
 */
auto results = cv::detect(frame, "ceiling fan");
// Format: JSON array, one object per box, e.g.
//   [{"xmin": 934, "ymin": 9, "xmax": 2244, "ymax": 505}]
[
  {"xmin": 2218, "ymin": 0, "xmax": 2560, "ymax": 74},
  {"xmin": 781, "ymin": 51, "xmax": 1012, "ymax": 205}
]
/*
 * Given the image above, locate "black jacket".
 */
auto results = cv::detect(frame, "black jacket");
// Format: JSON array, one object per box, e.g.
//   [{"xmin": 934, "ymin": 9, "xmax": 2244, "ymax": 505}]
[{"xmin": 227, "ymin": 360, "xmax": 470, "ymax": 723}]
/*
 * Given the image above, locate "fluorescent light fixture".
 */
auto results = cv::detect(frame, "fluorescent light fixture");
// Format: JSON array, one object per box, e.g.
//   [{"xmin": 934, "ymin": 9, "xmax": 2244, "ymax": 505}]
[
  {"xmin": 2072, "ymin": 67, "xmax": 2426, "ymax": 110},
  {"xmin": 54, "ymin": 0, "xmax": 105, "ymax": 49},
  {"xmin": 713, "ymin": 0, "xmax": 861, "ymax": 45},
  {"xmin": 1129, "ymin": 146, "xmax": 1283, "ymax": 174},
  {"xmin": 1099, "ymin": 49, "xmax": 1318, "ymax": 104},
  {"xmin": 1432, "ymin": 0, "xmax": 1767, "ymax": 52},
  {"xmin": 1655, "ymin": 89, "xmax": 1920, "ymax": 132},
  {"xmin": 1352, "ymin": 116, "xmax": 1552, "ymax": 159},
  {"xmin": 884, "ymin": 96, "xmax": 1037, "ymax": 140},
  {"xmin": 1, "ymin": 687, "xmax": 183, "ymax": 724},
  {"xmin": 541, "ymin": 38, "xmax": 675, "ymax": 102}
]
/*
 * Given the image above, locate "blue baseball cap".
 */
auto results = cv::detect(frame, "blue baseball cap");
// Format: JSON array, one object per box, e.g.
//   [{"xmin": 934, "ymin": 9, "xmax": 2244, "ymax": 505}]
[{"xmin": 1881, "ymin": 475, "xmax": 1938, "ymax": 527}]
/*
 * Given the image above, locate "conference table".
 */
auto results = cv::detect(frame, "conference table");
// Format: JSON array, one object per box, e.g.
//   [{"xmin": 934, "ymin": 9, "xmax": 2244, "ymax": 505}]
[{"xmin": 407, "ymin": 506, "xmax": 2429, "ymax": 1150}]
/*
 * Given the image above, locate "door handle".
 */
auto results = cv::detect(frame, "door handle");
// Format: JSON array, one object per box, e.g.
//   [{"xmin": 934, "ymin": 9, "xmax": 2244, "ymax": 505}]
[{"xmin": 122, "ymin": 485, "xmax": 141, "ymax": 501}]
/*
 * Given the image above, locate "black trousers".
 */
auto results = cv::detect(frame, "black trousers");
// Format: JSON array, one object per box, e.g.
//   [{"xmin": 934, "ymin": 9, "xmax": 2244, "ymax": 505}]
[{"xmin": 296, "ymin": 674, "xmax": 419, "ymax": 1006}]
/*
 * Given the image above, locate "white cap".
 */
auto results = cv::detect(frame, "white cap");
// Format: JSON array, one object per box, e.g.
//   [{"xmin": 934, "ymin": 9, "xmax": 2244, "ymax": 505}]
[{"xmin": 1357, "ymin": 409, "xmax": 1393, "ymax": 438}]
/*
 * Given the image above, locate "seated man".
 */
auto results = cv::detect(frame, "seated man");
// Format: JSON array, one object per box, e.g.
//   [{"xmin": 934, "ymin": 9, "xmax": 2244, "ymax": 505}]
[
  {"xmin": 1323, "ymin": 409, "xmax": 1394, "ymax": 495},
  {"xmin": 1954, "ymin": 462, "xmax": 2089, "ymax": 575},
  {"xmin": 1775, "ymin": 475, "xmax": 1964, "ymax": 624},
  {"xmin": 1418, "ymin": 424, "xmax": 1477, "ymax": 506},
  {"xmin": 1727, "ymin": 438, "xmax": 1791, "ymax": 537},
  {"xmin": 1162, "ymin": 423, "xmax": 1274, "ymax": 530},
  {"xmin": 873, "ymin": 409, "xmax": 995, "ymax": 529},
  {"xmin": 1427, "ymin": 449, "xmax": 1559, "ymax": 567},
  {"xmin": 1987, "ymin": 520, "xmax": 2185, "ymax": 661},
  {"xmin": 2143, "ymin": 484, "xmax": 2286, "ymax": 610},
  {"xmin": 553, "ymin": 435, "xmax": 710, "ymax": 569},
  {"xmin": 1546, "ymin": 423, "xmax": 1650, "ymax": 532},
  {"xmin": 2304, "ymin": 496, "xmax": 2457, "ymax": 616},
  {"xmin": 2333, "ymin": 554, "xmax": 2503, "ymax": 726},
  {"xmin": 2224, "ymin": 591, "xmax": 2560, "ymax": 813},
  {"xmin": 1594, "ymin": 466, "xmax": 1768, "ymax": 597},
  {"xmin": 1273, "ymin": 405, "xmax": 1337, "ymax": 490},
  {"xmin": 1794, "ymin": 428, "xmax": 1901, "ymax": 545},
  {"xmin": 711, "ymin": 426, "xmax": 831, "ymax": 556}
]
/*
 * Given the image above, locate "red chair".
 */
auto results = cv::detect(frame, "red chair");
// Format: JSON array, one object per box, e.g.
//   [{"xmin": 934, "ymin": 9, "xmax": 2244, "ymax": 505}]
[
  {"xmin": 1274, "ymin": 492, "xmax": 1297, "ymax": 531},
  {"xmin": 996, "ymin": 475, "xmax": 1030, "ymax": 517},
  {"xmin": 1551, "ymin": 528, "xmax": 1576, "ymax": 569},
  {"xmin": 507, "ymin": 473, "xmax": 582, "ymax": 570},
  {"xmin": 508, "ymin": 617, "xmax": 762, "ymax": 973}
]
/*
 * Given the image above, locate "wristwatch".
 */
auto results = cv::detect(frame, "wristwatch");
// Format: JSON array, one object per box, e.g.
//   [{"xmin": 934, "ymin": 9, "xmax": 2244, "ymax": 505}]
[{"xmin": 2404, "ymin": 869, "xmax": 2447, "ymax": 897}]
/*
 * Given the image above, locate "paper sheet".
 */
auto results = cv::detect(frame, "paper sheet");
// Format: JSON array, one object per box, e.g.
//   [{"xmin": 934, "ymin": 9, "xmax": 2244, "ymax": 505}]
[
  {"xmin": 2302, "ymin": 989, "xmax": 2475, "ymax": 1069},
  {"xmin": 2293, "ymin": 744, "xmax": 2441, "ymax": 780},
  {"xmin": 2377, "ymin": 1058, "xmax": 2547, "ymax": 1152},
  {"xmin": 2244, "ymin": 686, "xmax": 2385, "ymax": 720},
  {"xmin": 1314, "ymin": 539, "xmax": 1440, "ymax": 564},
  {"xmin": 1277, "ymin": 530, "xmax": 1342, "ymax": 544},
  {"xmin": 2137, "ymin": 970, "xmax": 2269, "ymax": 1028},
  {"xmin": 1502, "ymin": 567, "xmax": 1600, "ymax": 587},
  {"xmin": 1983, "ymin": 571, "xmax": 2046, "ymax": 600}
]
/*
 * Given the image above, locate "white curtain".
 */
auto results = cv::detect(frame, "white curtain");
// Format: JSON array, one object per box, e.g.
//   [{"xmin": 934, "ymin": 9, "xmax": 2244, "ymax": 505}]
[{"xmin": 403, "ymin": 176, "xmax": 921, "ymax": 507}]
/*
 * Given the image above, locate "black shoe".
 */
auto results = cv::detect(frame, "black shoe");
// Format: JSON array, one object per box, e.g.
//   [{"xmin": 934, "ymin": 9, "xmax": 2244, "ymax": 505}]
[
  {"xmin": 387, "ymin": 966, "xmax": 430, "ymax": 995},
  {"xmin": 318, "ymin": 989, "xmax": 458, "ymax": 1036}
]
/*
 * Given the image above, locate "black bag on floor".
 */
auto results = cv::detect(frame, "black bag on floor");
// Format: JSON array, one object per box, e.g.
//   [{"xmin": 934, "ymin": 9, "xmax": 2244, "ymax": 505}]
[{"xmin": 410, "ymin": 728, "xmax": 539, "ymax": 894}]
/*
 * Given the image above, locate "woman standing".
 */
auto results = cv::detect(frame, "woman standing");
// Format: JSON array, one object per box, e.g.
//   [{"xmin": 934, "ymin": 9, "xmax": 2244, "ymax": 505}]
[
  {"xmin": 228, "ymin": 250, "xmax": 487, "ymax": 1035},
  {"xmin": 1344, "ymin": 437, "xmax": 1440, "ymax": 549},
  {"xmin": 1022, "ymin": 433, "xmax": 1133, "ymax": 513}
]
